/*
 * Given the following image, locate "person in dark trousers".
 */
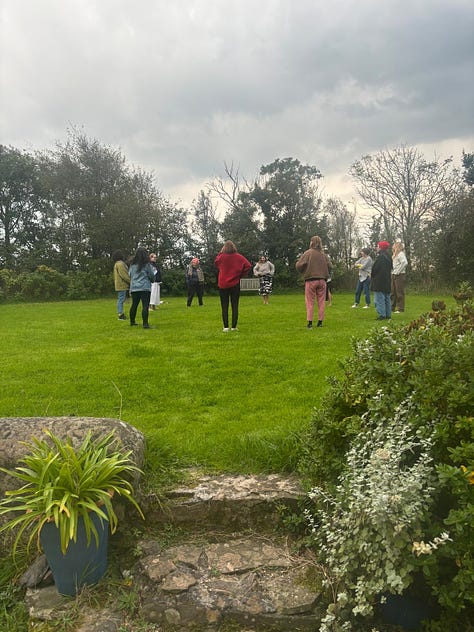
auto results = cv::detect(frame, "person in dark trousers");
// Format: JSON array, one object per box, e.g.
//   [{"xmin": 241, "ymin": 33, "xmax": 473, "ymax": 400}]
[
  {"xmin": 186, "ymin": 257, "xmax": 205, "ymax": 306},
  {"xmin": 128, "ymin": 247, "xmax": 156, "ymax": 329},
  {"xmin": 214, "ymin": 241, "xmax": 252, "ymax": 331},
  {"xmin": 371, "ymin": 241, "xmax": 393, "ymax": 320}
]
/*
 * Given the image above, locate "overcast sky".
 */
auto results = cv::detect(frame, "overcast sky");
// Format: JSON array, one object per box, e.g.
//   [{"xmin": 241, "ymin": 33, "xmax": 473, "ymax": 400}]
[{"xmin": 1, "ymin": 0, "xmax": 473, "ymax": 214}]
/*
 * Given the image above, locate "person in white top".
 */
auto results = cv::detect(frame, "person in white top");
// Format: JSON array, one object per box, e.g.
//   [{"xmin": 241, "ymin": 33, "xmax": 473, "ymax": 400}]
[
  {"xmin": 351, "ymin": 248, "xmax": 373, "ymax": 308},
  {"xmin": 149, "ymin": 253, "xmax": 162, "ymax": 310},
  {"xmin": 391, "ymin": 242, "xmax": 408, "ymax": 313},
  {"xmin": 253, "ymin": 255, "xmax": 275, "ymax": 304}
]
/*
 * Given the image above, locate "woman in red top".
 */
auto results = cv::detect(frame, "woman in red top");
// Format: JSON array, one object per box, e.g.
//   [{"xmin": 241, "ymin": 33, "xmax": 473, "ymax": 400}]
[{"xmin": 214, "ymin": 241, "xmax": 252, "ymax": 331}]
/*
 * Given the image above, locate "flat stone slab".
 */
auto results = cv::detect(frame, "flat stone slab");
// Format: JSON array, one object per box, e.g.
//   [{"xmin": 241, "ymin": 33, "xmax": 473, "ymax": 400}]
[
  {"xmin": 146, "ymin": 472, "xmax": 304, "ymax": 529},
  {"xmin": 169, "ymin": 473, "xmax": 303, "ymax": 501},
  {"xmin": 138, "ymin": 535, "xmax": 323, "ymax": 630}
]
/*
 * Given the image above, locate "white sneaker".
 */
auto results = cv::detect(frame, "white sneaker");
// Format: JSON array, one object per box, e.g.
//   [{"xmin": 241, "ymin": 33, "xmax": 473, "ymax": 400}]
[
  {"xmin": 363, "ymin": 305, "xmax": 370, "ymax": 309},
  {"xmin": 231, "ymin": 328, "xmax": 238, "ymax": 331},
  {"xmin": 351, "ymin": 304, "xmax": 359, "ymax": 308},
  {"xmin": 222, "ymin": 327, "xmax": 229, "ymax": 332}
]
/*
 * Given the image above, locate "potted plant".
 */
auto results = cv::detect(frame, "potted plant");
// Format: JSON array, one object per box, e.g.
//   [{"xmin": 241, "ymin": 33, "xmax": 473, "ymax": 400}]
[{"xmin": 0, "ymin": 429, "xmax": 144, "ymax": 596}]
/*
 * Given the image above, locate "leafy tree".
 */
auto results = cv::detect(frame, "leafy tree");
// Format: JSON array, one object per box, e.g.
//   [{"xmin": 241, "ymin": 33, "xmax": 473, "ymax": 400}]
[
  {"xmin": 324, "ymin": 197, "xmax": 360, "ymax": 269},
  {"xmin": 421, "ymin": 151, "xmax": 474, "ymax": 286},
  {"xmin": 219, "ymin": 195, "xmax": 263, "ymax": 264},
  {"xmin": 350, "ymin": 145, "xmax": 461, "ymax": 264},
  {"xmin": 47, "ymin": 130, "xmax": 154, "ymax": 267},
  {"xmin": 142, "ymin": 196, "xmax": 191, "ymax": 269},
  {"xmin": 190, "ymin": 190, "xmax": 222, "ymax": 267},
  {"xmin": 462, "ymin": 151, "xmax": 474, "ymax": 187},
  {"xmin": 249, "ymin": 158, "xmax": 325, "ymax": 279},
  {"xmin": 207, "ymin": 162, "xmax": 262, "ymax": 264},
  {"xmin": 428, "ymin": 193, "xmax": 474, "ymax": 285},
  {"xmin": 0, "ymin": 146, "xmax": 53, "ymax": 268}
]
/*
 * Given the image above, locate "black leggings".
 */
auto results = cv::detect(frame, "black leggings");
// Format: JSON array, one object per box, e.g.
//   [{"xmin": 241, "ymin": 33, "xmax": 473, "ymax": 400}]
[
  {"xmin": 219, "ymin": 283, "xmax": 240, "ymax": 328},
  {"xmin": 130, "ymin": 291, "xmax": 151, "ymax": 325}
]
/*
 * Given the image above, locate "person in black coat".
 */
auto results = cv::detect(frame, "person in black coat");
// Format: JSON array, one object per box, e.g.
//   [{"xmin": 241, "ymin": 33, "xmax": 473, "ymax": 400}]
[{"xmin": 370, "ymin": 241, "xmax": 393, "ymax": 320}]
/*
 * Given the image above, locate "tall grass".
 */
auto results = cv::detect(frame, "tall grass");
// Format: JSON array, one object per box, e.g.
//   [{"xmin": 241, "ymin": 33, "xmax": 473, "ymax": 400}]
[{"xmin": 0, "ymin": 291, "xmax": 451, "ymax": 475}]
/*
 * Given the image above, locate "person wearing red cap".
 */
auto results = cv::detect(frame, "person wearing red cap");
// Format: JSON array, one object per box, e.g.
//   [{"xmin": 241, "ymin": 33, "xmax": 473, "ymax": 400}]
[
  {"xmin": 185, "ymin": 257, "xmax": 205, "ymax": 306},
  {"xmin": 214, "ymin": 241, "xmax": 252, "ymax": 331},
  {"xmin": 370, "ymin": 241, "xmax": 393, "ymax": 320}
]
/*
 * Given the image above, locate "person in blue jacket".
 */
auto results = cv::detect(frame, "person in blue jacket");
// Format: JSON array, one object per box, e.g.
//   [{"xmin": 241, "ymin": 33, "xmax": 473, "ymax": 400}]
[{"xmin": 128, "ymin": 247, "xmax": 156, "ymax": 329}]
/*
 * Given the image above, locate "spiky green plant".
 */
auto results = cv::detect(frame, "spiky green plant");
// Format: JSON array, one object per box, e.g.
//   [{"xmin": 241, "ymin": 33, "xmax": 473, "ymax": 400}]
[{"xmin": 0, "ymin": 430, "xmax": 143, "ymax": 555}]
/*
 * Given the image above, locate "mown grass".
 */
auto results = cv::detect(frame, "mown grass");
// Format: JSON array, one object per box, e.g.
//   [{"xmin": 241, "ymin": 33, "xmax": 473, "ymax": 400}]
[{"xmin": 0, "ymin": 290, "xmax": 453, "ymax": 478}]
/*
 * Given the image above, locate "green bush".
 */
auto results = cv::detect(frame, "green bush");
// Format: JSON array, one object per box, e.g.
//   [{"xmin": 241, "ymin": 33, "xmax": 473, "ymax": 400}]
[
  {"xmin": 300, "ymin": 290, "xmax": 474, "ymax": 629},
  {"xmin": 299, "ymin": 300, "xmax": 474, "ymax": 489},
  {"xmin": 0, "ymin": 264, "xmax": 113, "ymax": 302},
  {"xmin": 0, "ymin": 269, "xmax": 25, "ymax": 301},
  {"xmin": 161, "ymin": 267, "xmax": 187, "ymax": 295},
  {"xmin": 19, "ymin": 265, "xmax": 68, "ymax": 300}
]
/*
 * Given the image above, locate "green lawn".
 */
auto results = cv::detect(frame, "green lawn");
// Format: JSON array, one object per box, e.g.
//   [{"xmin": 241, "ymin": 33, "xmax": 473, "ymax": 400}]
[{"xmin": 0, "ymin": 290, "xmax": 452, "ymax": 475}]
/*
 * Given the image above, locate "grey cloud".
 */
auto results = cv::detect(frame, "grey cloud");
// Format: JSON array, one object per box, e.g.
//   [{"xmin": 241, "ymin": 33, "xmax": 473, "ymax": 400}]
[{"xmin": 1, "ymin": 0, "xmax": 473, "ymax": 204}]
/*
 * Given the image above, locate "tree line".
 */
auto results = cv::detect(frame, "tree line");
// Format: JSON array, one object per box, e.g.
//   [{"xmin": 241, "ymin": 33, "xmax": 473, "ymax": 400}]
[{"xmin": 1, "ymin": 129, "xmax": 472, "ymax": 300}]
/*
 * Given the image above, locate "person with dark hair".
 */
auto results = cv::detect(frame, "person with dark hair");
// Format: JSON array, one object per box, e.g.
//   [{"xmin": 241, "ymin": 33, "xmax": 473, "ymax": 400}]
[
  {"xmin": 186, "ymin": 257, "xmax": 205, "ymax": 307},
  {"xmin": 253, "ymin": 255, "xmax": 275, "ymax": 304},
  {"xmin": 351, "ymin": 248, "xmax": 373, "ymax": 309},
  {"xmin": 128, "ymin": 247, "xmax": 156, "ymax": 329},
  {"xmin": 112, "ymin": 250, "xmax": 130, "ymax": 321},
  {"xmin": 295, "ymin": 236, "xmax": 330, "ymax": 329},
  {"xmin": 214, "ymin": 240, "xmax": 252, "ymax": 331},
  {"xmin": 371, "ymin": 241, "xmax": 393, "ymax": 320}
]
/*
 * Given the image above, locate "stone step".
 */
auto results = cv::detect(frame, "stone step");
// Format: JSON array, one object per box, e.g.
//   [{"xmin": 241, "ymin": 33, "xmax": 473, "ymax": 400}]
[
  {"xmin": 25, "ymin": 473, "xmax": 323, "ymax": 631},
  {"xmin": 136, "ymin": 534, "xmax": 324, "ymax": 631},
  {"xmin": 144, "ymin": 472, "xmax": 305, "ymax": 531}
]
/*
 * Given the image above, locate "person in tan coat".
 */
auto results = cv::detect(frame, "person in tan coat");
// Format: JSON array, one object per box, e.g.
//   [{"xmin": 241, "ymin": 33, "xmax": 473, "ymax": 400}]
[
  {"xmin": 295, "ymin": 236, "xmax": 330, "ymax": 329},
  {"xmin": 112, "ymin": 250, "xmax": 130, "ymax": 321}
]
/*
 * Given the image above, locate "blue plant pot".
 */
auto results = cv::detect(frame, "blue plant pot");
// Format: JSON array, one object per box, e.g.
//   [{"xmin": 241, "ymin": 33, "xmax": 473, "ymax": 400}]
[
  {"xmin": 379, "ymin": 593, "xmax": 432, "ymax": 630},
  {"xmin": 40, "ymin": 511, "xmax": 109, "ymax": 596}
]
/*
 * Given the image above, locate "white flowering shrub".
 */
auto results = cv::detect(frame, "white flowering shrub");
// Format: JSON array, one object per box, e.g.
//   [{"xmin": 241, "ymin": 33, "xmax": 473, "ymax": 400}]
[{"xmin": 307, "ymin": 401, "xmax": 438, "ymax": 630}]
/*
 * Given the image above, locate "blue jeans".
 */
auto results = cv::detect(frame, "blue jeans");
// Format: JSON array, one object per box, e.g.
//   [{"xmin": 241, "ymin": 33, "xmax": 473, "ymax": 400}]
[
  {"xmin": 117, "ymin": 290, "xmax": 127, "ymax": 314},
  {"xmin": 354, "ymin": 278, "xmax": 371, "ymax": 305},
  {"xmin": 374, "ymin": 292, "xmax": 392, "ymax": 319}
]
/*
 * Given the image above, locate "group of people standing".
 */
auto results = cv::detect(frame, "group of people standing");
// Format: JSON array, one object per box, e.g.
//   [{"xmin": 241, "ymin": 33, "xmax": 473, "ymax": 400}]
[
  {"xmin": 112, "ymin": 247, "xmax": 161, "ymax": 328},
  {"xmin": 187, "ymin": 242, "xmax": 277, "ymax": 330},
  {"xmin": 113, "ymin": 237, "xmax": 408, "ymax": 331},
  {"xmin": 352, "ymin": 240, "xmax": 408, "ymax": 320},
  {"xmin": 113, "ymin": 241, "xmax": 258, "ymax": 331}
]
